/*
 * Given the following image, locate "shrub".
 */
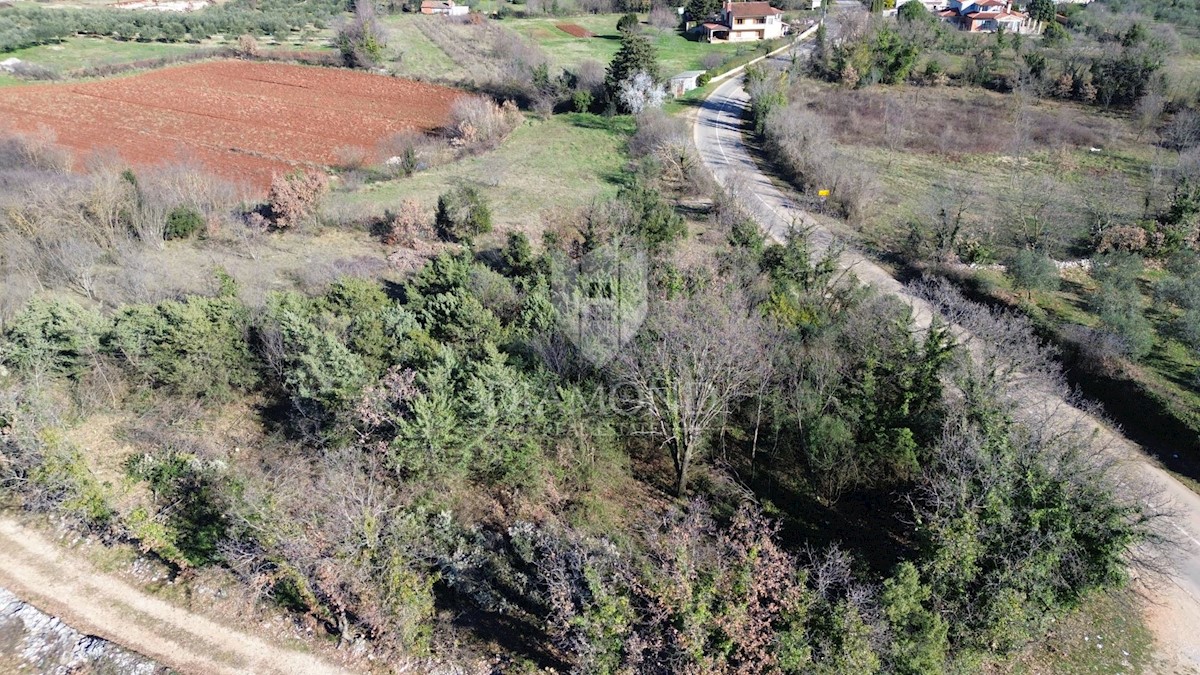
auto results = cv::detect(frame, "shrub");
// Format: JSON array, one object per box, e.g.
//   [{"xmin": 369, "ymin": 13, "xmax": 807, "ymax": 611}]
[
  {"xmin": 1096, "ymin": 224, "xmax": 1148, "ymax": 253},
  {"xmin": 616, "ymin": 12, "xmax": 640, "ymax": 33},
  {"xmin": 125, "ymin": 450, "xmax": 232, "ymax": 567},
  {"xmin": 236, "ymin": 34, "xmax": 261, "ymax": 57},
  {"xmin": 502, "ymin": 232, "xmax": 536, "ymax": 276},
  {"xmin": 336, "ymin": 0, "xmax": 388, "ymax": 68},
  {"xmin": 265, "ymin": 169, "xmax": 329, "ymax": 230},
  {"xmin": 435, "ymin": 186, "xmax": 493, "ymax": 244},
  {"xmin": 379, "ymin": 199, "xmax": 429, "ymax": 246},
  {"xmin": 164, "ymin": 205, "xmax": 205, "ymax": 240},
  {"xmin": 1006, "ymin": 249, "xmax": 1059, "ymax": 299},
  {"xmin": 1, "ymin": 298, "xmax": 103, "ymax": 379},
  {"xmin": 619, "ymin": 172, "xmax": 685, "ymax": 249},
  {"xmin": 449, "ymin": 96, "xmax": 522, "ymax": 150},
  {"xmin": 572, "ymin": 89, "xmax": 595, "ymax": 113},
  {"xmin": 28, "ymin": 442, "xmax": 114, "ymax": 529}
]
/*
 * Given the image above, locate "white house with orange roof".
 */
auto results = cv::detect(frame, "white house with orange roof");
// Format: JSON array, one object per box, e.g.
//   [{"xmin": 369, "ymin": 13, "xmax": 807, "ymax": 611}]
[
  {"xmin": 696, "ymin": 1, "xmax": 787, "ymax": 42},
  {"xmin": 935, "ymin": 0, "xmax": 1038, "ymax": 33}
]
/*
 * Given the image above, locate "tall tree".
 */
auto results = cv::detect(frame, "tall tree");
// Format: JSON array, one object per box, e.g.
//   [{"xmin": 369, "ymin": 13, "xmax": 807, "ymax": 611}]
[
  {"xmin": 685, "ymin": 0, "xmax": 721, "ymax": 22},
  {"xmin": 1027, "ymin": 0, "xmax": 1055, "ymax": 23},
  {"xmin": 605, "ymin": 32, "xmax": 661, "ymax": 106},
  {"xmin": 618, "ymin": 289, "xmax": 768, "ymax": 495}
]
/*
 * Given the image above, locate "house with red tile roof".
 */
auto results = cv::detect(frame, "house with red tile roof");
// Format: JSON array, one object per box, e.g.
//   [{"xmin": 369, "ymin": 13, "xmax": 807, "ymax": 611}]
[
  {"xmin": 694, "ymin": 1, "xmax": 787, "ymax": 42},
  {"xmin": 934, "ymin": 0, "xmax": 1038, "ymax": 33}
]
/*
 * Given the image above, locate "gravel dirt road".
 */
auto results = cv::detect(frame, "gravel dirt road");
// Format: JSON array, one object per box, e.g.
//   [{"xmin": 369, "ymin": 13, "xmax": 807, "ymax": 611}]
[
  {"xmin": 0, "ymin": 516, "xmax": 350, "ymax": 675},
  {"xmin": 694, "ymin": 36, "xmax": 1200, "ymax": 672}
]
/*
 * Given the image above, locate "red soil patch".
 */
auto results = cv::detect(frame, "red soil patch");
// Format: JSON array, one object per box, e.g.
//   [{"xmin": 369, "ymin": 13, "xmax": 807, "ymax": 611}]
[
  {"xmin": 555, "ymin": 22, "xmax": 595, "ymax": 38},
  {"xmin": 0, "ymin": 60, "xmax": 466, "ymax": 193}
]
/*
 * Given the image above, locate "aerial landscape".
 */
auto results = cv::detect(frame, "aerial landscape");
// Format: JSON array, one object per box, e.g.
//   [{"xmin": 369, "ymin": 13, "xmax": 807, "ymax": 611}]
[{"xmin": 0, "ymin": 0, "xmax": 1198, "ymax": 672}]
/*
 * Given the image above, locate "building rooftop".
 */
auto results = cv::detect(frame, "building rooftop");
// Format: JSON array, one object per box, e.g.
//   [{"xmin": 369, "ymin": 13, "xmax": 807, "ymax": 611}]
[{"xmin": 726, "ymin": 1, "xmax": 783, "ymax": 18}]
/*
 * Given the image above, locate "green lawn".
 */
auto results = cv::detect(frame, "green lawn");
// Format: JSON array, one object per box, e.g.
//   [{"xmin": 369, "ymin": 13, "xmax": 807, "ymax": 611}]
[
  {"xmin": 505, "ymin": 14, "xmax": 757, "ymax": 75},
  {"xmin": 3, "ymin": 37, "xmax": 204, "ymax": 73},
  {"xmin": 379, "ymin": 12, "xmax": 765, "ymax": 81},
  {"xmin": 379, "ymin": 15, "xmax": 469, "ymax": 81},
  {"xmin": 334, "ymin": 112, "xmax": 633, "ymax": 237}
]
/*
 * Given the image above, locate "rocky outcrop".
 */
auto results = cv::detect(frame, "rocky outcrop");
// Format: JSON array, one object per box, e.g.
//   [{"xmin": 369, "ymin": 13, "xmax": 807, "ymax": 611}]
[{"xmin": 0, "ymin": 586, "xmax": 166, "ymax": 674}]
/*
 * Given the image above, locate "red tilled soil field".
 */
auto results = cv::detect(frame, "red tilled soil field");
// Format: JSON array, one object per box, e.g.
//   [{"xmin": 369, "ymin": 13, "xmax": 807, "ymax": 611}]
[
  {"xmin": 0, "ymin": 60, "xmax": 466, "ymax": 192},
  {"xmin": 555, "ymin": 23, "xmax": 595, "ymax": 38}
]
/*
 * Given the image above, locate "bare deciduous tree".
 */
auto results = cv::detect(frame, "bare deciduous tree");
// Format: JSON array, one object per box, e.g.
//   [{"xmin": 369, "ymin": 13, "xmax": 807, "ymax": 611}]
[{"xmin": 617, "ymin": 287, "xmax": 770, "ymax": 494}]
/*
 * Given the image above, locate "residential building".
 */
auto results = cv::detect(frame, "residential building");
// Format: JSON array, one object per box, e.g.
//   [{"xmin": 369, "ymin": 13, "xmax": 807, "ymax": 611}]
[
  {"xmin": 696, "ymin": 1, "xmax": 786, "ymax": 42},
  {"xmin": 937, "ymin": 0, "xmax": 1038, "ymax": 33},
  {"xmin": 420, "ymin": 0, "xmax": 469, "ymax": 15}
]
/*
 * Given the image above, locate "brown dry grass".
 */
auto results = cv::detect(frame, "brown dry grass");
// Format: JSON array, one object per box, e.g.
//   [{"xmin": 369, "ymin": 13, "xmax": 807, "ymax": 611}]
[{"xmin": 794, "ymin": 80, "xmax": 1131, "ymax": 156}]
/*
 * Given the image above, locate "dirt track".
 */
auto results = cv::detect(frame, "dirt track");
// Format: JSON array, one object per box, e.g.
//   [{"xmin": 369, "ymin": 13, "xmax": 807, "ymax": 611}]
[{"xmin": 0, "ymin": 516, "xmax": 351, "ymax": 675}]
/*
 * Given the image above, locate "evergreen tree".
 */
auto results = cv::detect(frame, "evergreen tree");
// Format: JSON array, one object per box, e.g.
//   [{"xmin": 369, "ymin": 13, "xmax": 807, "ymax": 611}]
[
  {"xmin": 685, "ymin": 0, "xmax": 721, "ymax": 22},
  {"xmin": 1027, "ymin": 0, "xmax": 1054, "ymax": 23},
  {"xmin": 882, "ymin": 563, "xmax": 949, "ymax": 674},
  {"xmin": 605, "ymin": 32, "xmax": 661, "ymax": 106}
]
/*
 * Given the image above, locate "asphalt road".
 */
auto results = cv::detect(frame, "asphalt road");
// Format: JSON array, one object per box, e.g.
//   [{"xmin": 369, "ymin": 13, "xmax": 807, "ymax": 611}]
[{"xmin": 694, "ymin": 31, "xmax": 1200, "ymax": 671}]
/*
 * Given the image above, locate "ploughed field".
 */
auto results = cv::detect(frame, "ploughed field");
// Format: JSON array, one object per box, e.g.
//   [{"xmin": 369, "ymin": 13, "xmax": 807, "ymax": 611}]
[
  {"xmin": 555, "ymin": 23, "xmax": 596, "ymax": 38},
  {"xmin": 0, "ymin": 60, "xmax": 464, "ymax": 191}
]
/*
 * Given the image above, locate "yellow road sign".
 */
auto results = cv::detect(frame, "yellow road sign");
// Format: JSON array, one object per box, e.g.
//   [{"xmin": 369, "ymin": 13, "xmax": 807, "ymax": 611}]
[{"xmin": 818, "ymin": 189, "xmax": 830, "ymax": 197}]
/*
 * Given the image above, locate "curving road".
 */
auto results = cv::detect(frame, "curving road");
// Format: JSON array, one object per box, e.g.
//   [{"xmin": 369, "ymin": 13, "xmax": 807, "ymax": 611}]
[{"xmin": 694, "ymin": 34, "xmax": 1200, "ymax": 671}]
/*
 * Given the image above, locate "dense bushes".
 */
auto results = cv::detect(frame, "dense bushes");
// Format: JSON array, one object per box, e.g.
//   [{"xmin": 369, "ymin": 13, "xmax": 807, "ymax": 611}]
[
  {"xmin": 914, "ymin": 406, "xmax": 1155, "ymax": 654},
  {"xmin": 0, "ymin": 107, "xmax": 1165, "ymax": 672},
  {"xmin": 806, "ymin": 8, "xmax": 1170, "ymax": 108},
  {"xmin": 106, "ymin": 278, "xmax": 259, "ymax": 400},
  {"xmin": 1, "ymin": 298, "xmax": 102, "ymax": 378}
]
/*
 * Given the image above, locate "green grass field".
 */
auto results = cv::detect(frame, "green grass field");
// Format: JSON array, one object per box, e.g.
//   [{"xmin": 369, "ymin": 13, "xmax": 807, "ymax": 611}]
[
  {"xmin": 506, "ymin": 14, "xmax": 755, "ymax": 75},
  {"xmin": 381, "ymin": 16, "xmax": 467, "ymax": 81},
  {"xmin": 378, "ymin": 12, "xmax": 767, "ymax": 82},
  {"xmin": 3, "ymin": 37, "xmax": 204, "ymax": 73},
  {"xmin": 334, "ymin": 112, "xmax": 633, "ymax": 237}
]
